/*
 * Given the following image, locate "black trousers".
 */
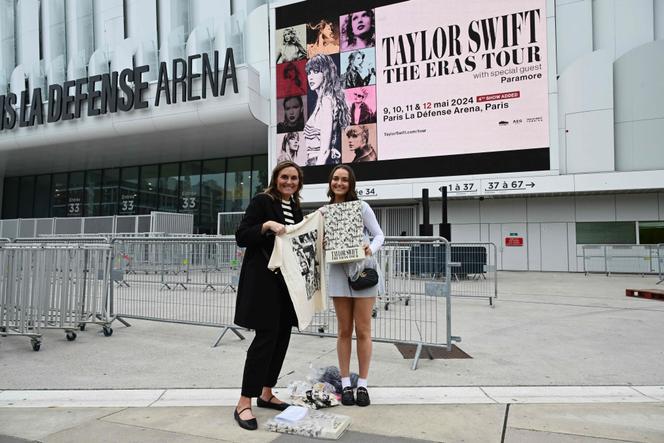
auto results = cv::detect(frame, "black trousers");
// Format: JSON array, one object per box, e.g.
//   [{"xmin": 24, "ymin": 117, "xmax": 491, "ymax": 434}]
[{"xmin": 241, "ymin": 288, "xmax": 296, "ymax": 398}]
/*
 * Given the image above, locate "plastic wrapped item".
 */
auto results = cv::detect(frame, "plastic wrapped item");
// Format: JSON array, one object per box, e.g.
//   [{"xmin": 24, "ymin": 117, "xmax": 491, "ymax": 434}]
[
  {"xmin": 312, "ymin": 382, "xmax": 337, "ymax": 395},
  {"xmin": 319, "ymin": 366, "xmax": 341, "ymax": 392},
  {"xmin": 265, "ymin": 409, "xmax": 351, "ymax": 440},
  {"xmin": 317, "ymin": 366, "xmax": 358, "ymax": 393},
  {"xmin": 290, "ymin": 381, "xmax": 340, "ymax": 409},
  {"xmin": 287, "ymin": 380, "xmax": 313, "ymax": 399}
]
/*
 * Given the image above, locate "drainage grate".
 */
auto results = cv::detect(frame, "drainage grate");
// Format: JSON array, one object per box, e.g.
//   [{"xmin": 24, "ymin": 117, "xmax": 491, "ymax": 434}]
[{"xmin": 394, "ymin": 343, "xmax": 472, "ymax": 359}]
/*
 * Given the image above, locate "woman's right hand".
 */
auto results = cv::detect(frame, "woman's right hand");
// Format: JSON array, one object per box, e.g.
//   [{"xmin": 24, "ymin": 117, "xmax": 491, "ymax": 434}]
[{"xmin": 262, "ymin": 221, "xmax": 286, "ymax": 235}]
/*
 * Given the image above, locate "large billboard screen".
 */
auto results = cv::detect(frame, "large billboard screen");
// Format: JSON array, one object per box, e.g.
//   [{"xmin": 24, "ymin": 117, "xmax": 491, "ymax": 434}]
[{"xmin": 274, "ymin": 0, "xmax": 550, "ymax": 184}]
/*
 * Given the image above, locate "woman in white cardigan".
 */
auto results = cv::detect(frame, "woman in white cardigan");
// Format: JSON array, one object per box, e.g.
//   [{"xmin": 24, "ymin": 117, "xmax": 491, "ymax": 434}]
[{"xmin": 324, "ymin": 164, "xmax": 384, "ymax": 407}]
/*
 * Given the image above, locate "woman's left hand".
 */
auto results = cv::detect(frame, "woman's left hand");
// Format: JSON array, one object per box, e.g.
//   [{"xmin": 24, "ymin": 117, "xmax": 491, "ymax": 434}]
[{"xmin": 364, "ymin": 245, "xmax": 372, "ymax": 256}]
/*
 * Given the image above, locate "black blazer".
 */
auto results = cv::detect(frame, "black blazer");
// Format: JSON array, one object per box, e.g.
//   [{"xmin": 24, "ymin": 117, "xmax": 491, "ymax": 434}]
[{"xmin": 234, "ymin": 193, "xmax": 303, "ymax": 330}]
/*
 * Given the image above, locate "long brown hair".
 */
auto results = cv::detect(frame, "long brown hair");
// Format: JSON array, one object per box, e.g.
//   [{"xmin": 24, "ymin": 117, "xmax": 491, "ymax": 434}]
[
  {"xmin": 327, "ymin": 164, "xmax": 358, "ymax": 203},
  {"xmin": 264, "ymin": 160, "xmax": 304, "ymax": 207}
]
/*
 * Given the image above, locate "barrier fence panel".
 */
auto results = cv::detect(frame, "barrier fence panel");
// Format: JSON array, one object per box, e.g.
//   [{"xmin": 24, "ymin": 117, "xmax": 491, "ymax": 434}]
[
  {"xmin": 110, "ymin": 237, "xmax": 246, "ymax": 343},
  {"xmin": 581, "ymin": 244, "xmax": 661, "ymax": 276},
  {"xmin": 0, "ymin": 247, "xmax": 43, "ymax": 349},
  {"xmin": 300, "ymin": 236, "xmax": 460, "ymax": 370},
  {"xmin": 2, "ymin": 235, "xmax": 461, "ymax": 368},
  {"xmin": 0, "ymin": 244, "xmax": 114, "ymax": 350},
  {"xmin": 658, "ymin": 244, "xmax": 664, "ymax": 284},
  {"xmin": 448, "ymin": 242, "xmax": 497, "ymax": 306},
  {"xmin": 150, "ymin": 212, "xmax": 194, "ymax": 235}
]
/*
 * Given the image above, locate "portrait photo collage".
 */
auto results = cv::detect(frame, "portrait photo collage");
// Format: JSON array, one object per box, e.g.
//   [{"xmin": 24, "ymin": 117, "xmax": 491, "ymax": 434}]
[{"xmin": 275, "ymin": 8, "xmax": 379, "ymax": 168}]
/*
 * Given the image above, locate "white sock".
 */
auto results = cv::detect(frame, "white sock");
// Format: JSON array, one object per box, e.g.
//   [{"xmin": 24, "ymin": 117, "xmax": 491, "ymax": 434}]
[
  {"xmin": 357, "ymin": 378, "xmax": 368, "ymax": 389},
  {"xmin": 341, "ymin": 377, "xmax": 351, "ymax": 389}
]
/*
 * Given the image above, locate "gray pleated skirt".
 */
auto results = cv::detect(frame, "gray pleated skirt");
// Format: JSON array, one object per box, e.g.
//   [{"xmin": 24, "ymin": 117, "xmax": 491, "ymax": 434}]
[{"xmin": 327, "ymin": 263, "xmax": 379, "ymax": 298}]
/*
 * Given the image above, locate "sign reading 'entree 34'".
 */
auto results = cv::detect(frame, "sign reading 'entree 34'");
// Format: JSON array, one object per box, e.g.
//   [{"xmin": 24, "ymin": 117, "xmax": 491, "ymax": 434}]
[{"xmin": 0, "ymin": 48, "xmax": 238, "ymax": 132}]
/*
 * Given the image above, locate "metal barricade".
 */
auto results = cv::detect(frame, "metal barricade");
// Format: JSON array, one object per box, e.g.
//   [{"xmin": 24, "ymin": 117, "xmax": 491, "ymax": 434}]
[
  {"xmin": 0, "ymin": 244, "xmax": 114, "ymax": 350},
  {"xmin": 110, "ymin": 237, "xmax": 246, "ymax": 344},
  {"xmin": 581, "ymin": 244, "xmax": 660, "ymax": 276},
  {"xmin": 658, "ymin": 244, "xmax": 664, "ymax": 284},
  {"xmin": 447, "ymin": 242, "xmax": 497, "ymax": 306},
  {"xmin": 301, "ymin": 236, "xmax": 460, "ymax": 370}
]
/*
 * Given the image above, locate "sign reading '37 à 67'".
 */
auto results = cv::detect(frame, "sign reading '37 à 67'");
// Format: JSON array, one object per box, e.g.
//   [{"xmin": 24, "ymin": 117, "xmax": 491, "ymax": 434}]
[{"xmin": 0, "ymin": 48, "xmax": 238, "ymax": 132}]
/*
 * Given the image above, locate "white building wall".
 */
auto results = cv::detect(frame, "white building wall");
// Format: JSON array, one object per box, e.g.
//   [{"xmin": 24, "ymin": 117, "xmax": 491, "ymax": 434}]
[
  {"xmin": 480, "ymin": 199, "xmax": 527, "ymax": 223},
  {"xmin": 574, "ymin": 195, "xmax": 616, "ymax": 221},
  {"xmin": 528, "ymin": 223, "xmax": 542, "ymax": 271},
  {"xmin": 65, "ymin": 0, "xmax": 94, "ymax": 80},
  {"xmin": 526, "ymin": 197, "xmax": 575, "ymax": 222},
  {"xmin": 41, "ymin": 0, "xmax": 67, "ymax": 86},
  {"xmin": 555, "ymin": 0, "xmax": 593, "ymax": 74},
  {"xmin": 593, "ymin": 0, "xmax": 655, "ymax": 57},
  {"xmin": 614, "ymin": 40, "xmax": 664, "ymax": 171},
  {"xmin": 557, "ymin": 50, "xmax": 614, "ymax": 174},
  {"xmin": 0, "ymin": 0, "xmax": 15, "ymax": 95},
  {"xmin": 656, "ymin": 0, "xmax": 664, "ymax": 39},
  {"xmin": 158, "ymin": 0, "xmax": 189, "ymax": 63},
  {"xmin": 443, "ymin": 193, "xmax": 664, "ymax": 272},
  {"xmin": 615, "ymin": 194, "xmax": 659, "ymax": 221},
  {"xmin": 93, "ymin": 0, "xmax": 124, "ymax": 54},
  {"xmin": 126, "ymin": 0, "xmax": 158, "ymax": 80},
  {"xmin": 16, "ymin": 0, "xmax": 42, "ymax": 90}
]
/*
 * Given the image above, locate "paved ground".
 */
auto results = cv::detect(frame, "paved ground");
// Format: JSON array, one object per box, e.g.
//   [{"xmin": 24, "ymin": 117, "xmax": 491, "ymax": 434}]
[{"xmin": 1, "ymin": 271, "xmax": 663, "ymax": 442}]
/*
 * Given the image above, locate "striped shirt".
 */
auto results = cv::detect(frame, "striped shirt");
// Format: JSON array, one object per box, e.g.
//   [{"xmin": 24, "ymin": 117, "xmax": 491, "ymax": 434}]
[{"xmin": 281, "ymin": 199, "xmax": 295, "ymax": 225}]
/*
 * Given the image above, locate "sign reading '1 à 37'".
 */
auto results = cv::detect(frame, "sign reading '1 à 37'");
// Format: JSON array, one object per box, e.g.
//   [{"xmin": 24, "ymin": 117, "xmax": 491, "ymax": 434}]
[{"xmin": 0, "ymin": 48, "xmax": 238, "ymax": 132}]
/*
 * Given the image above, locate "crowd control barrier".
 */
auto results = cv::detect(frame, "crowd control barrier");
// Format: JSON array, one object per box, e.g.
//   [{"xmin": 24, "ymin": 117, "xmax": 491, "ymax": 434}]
[
  {"xmin": 304, "ymin": 236, "xmax": 461, "ymax": 370},
  {"xmin": 0, "ymin": 243, "xmax": 114, "ymax": 350},
  {"xmin": 448, "ymin": 242, "xmax": 498, "ymax": 306},
  {"xmin": 580, "ymin": 244, "xmax": 661, "ymax": 276},
  {"xmin": 109, "ymin": 237, "xmax": 246, "ymax": 345},
  {"xmin": 658, "ymin": 244, "xmax": 664, "ymax": 284},
  {"xmin": 2, "ymin": 235, "xmax": 463, "ymax": 369}
]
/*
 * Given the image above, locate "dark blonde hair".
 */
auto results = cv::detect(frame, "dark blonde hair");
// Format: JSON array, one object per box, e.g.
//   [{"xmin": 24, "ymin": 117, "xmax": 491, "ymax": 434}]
[
  {"xmin": 264, "ymin": 161, "xmax": 304, "ymax": 207},
  {"xmin": 327, "ymin": 164, "xmax": 358, "ymax": 203}
]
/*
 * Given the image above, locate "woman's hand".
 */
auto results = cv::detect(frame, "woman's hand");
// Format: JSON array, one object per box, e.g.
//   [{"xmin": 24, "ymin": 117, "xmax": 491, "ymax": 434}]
[
  {"xmin": 364, "ymin": 244, "xmax": 372, "ymax": 256},
  {"xmin": 262, "ymin": 221, "xmax": 286, "ymax": 235}
]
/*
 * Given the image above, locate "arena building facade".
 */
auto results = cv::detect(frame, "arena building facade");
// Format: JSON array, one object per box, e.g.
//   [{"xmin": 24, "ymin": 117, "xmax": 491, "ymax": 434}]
[{"xmin": 1, "ymin": 0, "xmax": 663, "ymax": 271}]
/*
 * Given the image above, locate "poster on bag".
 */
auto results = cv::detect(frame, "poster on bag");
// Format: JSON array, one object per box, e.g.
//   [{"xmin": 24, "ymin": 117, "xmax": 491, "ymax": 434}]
[{"xmin": 274, "ymin": 0, "xmax": 550, "ymax": 180}]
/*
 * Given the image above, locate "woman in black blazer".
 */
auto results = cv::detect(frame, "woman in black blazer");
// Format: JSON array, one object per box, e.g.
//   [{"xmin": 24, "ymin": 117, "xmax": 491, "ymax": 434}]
[{"xmin": 233, "ymin": 160, "xmax": 304, "ymax": 430}]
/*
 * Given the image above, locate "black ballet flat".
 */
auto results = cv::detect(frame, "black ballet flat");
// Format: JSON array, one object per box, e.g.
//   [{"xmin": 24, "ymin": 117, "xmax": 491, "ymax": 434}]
[
  {"xmin": 234, "ymin": 406, "xmax": 258, "ymax": 430},
  {"xmin": 257, "ymin": 395, "xmax": 290, "ymax": 411}
]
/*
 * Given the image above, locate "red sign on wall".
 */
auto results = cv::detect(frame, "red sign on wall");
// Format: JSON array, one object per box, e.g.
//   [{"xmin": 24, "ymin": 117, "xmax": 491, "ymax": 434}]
[{"xmin": 505, "ymin": 237, "xmax": 524, "ymax": 247}]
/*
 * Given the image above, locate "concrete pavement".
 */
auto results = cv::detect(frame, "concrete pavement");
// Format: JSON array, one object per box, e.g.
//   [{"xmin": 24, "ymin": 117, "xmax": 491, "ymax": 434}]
[{"xmin": 1, "ymin": 271, "xmax": 663, "ymax": 442}]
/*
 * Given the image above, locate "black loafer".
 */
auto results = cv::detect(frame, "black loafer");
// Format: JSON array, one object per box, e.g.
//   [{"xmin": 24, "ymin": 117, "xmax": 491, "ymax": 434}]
[
  {"xmin": 257, "ymin": 395, "xmax": 290, "ymax": 411},
  {"xmin": 234, "ymin": 407, "xmax": 258, "ymax": 430},
  {"xmin": 356, "ymin": 387, "xmax": 370, "ymax": 407},
  {"xmin": 341, "ymin": 387, "xmax": 355, "ymax": 406}
]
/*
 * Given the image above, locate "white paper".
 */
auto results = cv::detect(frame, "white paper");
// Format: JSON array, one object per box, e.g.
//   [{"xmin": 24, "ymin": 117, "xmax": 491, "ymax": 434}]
[{"xmin": 275, "ymin": 406, "xmax": 309, "ymax": 423}]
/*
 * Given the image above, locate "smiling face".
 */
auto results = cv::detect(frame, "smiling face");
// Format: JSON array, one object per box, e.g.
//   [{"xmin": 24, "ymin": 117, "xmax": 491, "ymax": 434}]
[
  {"xmin": 329, "ymin": 167, "xmax": 350, "ymax": 201},
  {"xmin": 283, "ymin": 97, "xmax": 302, "ymax": 124},
  {"xmin": 276, "ymin": 166, "xmax": 300, "ymax": 199},
  {"xmin": 307, "ymin": 69, "xmax": 324, "ymax": 91},
  {"xmin": 351, "ymin": 11, "xmax": 372, "ymax": 37}
]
